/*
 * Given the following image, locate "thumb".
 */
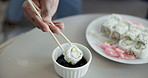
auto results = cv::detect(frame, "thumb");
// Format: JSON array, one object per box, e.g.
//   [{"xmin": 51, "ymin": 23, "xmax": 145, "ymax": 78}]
[{"xmin": 40, "ymin": 0, "xmax": 52, "ymax": 23}]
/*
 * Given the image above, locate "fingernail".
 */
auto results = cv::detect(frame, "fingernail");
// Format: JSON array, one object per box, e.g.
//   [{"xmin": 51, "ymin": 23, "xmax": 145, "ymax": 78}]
[
  {"xmin": 56, "ymin": 31, "xmax": 62, "ymax": 34},
  {"xmin": 56, "ymin": 29, "xmax": 62, "ymax": 34},
  {"xmin": 58, "ymin": 31, "xmax": 62, "ymax": 34}
]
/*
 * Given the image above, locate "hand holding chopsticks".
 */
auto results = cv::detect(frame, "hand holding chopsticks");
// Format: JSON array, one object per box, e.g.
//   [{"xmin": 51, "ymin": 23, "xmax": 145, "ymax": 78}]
[
  {"xmin": 23, "ymin": 0, "xmax": 62, "ymax": 33},
  {"xmin": 26, "ymin": 0, "xmax": 72, "ymax": 52}
]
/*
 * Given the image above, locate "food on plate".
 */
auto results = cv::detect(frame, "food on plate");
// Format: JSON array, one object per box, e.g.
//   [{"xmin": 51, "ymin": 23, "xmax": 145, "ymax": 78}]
[
  {"xmin": 118, "ymin": 26, "xmax": 141, "ymax": 54},
  {"xmin": 99, "ymin": 43, "xmax": 135, "ymax": 60},
  {"xmin": 118, "ymin": 38, "xmax": 134, "ymax": 54},
  {"xmin": 101, "ymin": 14, "xmax": 121, "ymax": 38},
  {"xmin": 123, "ymin": 25, "xmax": 141, "ymax": 40},
  {"xmin": 100, "ymin": 14, "xmax": 148, "ymax": 59},
  {"xmin": 111, "ymin": 22, "xmax": 129, "ymax": 41},
  {"xmin": 130, "ymin": 32, "xmax": 148, "ymax": 58}
]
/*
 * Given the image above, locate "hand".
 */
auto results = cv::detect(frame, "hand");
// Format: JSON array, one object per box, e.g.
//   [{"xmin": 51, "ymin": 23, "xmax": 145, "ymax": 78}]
[{"xmin": 22, "ymin": 0, "xmax": 64, "ymax": 34}]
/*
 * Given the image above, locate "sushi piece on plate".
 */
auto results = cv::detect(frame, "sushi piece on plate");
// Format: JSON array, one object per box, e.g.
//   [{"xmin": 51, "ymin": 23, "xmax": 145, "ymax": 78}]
[
  {"xmin": 119, "ymin": 27, "xmax": 141, "ymax": 55},
  {"xmin": 101, "ymin": 14, "xmax": 122, "ymax": 38},
  {"xmin": 123, "ymin": 18, "xmax": 145, "ymax": 28},
  {"xmin": 111, "ymin": 22, "xmax": 129, "ymax": 41},
  {"xmin": 118, "ymin": 38, "xmax": 134, "ymax": 54},
  {"xmin": 131, "ymin": 32, "xmax": 148, "ymax": 58},
  {"xmin": 123, "ymin": 26, "xmax": 141, "ymax": 41}
]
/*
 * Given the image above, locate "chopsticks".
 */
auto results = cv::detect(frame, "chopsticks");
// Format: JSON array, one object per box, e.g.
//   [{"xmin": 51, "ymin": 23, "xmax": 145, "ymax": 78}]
[{"xmin": 27, "ymin": 0, "xmax": 72, "ymax": 52}]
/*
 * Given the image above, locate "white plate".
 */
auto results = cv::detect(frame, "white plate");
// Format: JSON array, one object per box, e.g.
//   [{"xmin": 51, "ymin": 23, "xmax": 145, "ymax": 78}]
[{"xmin": 86, "ymin": 14, "xmax": 148, "ymax": 64}]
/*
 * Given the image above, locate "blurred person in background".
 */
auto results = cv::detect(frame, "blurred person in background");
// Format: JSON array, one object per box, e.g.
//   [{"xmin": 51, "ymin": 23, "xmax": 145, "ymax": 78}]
[
  {"xmin": 1, "ymin": 0, "xmax": 82, "ymax": 40},
  {"xmin": 1, "ymin": 0, "xmax": 147, "ymax": 41},
  {"xmin": 23, "ymin": 0, "xmax": 148, "ymax": 34}
]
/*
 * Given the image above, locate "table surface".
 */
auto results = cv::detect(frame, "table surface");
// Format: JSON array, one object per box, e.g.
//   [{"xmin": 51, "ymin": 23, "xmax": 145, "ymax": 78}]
[{"xmin": 0, "ymin": 14, "xmax": 148, "ymax": 78}]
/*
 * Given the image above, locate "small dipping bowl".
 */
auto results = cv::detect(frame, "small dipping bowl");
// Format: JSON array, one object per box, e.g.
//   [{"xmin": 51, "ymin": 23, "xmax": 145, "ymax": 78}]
[{"xmin": 52, "ymin": 43, "xmax": 92, "ymax": 78}]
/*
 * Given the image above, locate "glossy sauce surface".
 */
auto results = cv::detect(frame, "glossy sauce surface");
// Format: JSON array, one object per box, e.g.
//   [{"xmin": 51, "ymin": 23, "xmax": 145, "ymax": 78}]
[{"xmin": 56, "ymin": 55, "xmax": 87, "ymax": 68}]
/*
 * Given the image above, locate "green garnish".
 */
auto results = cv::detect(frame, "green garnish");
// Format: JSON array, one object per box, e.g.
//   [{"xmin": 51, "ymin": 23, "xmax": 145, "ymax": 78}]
[
  {"xmin": 135, "ymin": 45, "xmax": 141, "ymax": 49},
  {"xmin": 111, "ymin": 33, "xmax": 120, "ymax": 41},
  {"xmin": 135, "ymin": 42, "xmax": 145, "ymax": 50},
  {"xmin": 105, "ymin": 30, "xmax": 110, "ymax": 35},
  {"xmin": 111, "ymin": 35, "xmax": 116, "ymax": 39},
  {"xmin": 102, "ymin": 27, "xmax": 110, "ymax": 36},
  {"xmin": 65, "ymin": 58, "xmax": 70, "ymax": 62},
  {"xmin": 123, "ymin": 22, "xmax": 130, "ymax": 26},
  {"xmin": 72, "ymin": 47, "xmax": 77, "ymax": 52},
  {"xmin": 124, "ymin": 40, "xmax": 134, "ymax": 45}
]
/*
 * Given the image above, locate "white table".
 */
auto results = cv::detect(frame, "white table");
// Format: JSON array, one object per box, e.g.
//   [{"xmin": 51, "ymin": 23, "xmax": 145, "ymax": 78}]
[{"xmin": 0, "ymin": 14, "xmax": 148, "ymax": 78}]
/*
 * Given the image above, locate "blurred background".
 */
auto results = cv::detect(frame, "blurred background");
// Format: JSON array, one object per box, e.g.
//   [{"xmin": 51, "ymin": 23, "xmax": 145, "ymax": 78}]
[{"xmin": 0, "ymin": 0, "xmax": 147, "ymax": 44}]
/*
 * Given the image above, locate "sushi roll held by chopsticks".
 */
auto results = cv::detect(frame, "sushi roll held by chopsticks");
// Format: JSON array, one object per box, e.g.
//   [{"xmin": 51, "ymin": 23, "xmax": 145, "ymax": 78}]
[{"xmin": 101, "ymin": 14, "xmax": 121, "ymax": 38}]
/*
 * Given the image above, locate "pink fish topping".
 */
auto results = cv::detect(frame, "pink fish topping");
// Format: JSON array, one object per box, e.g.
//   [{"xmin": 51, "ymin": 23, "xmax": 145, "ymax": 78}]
[
  {"xmin": 99, "ymin": 43, "xmax": 135, "ymax": 60},
  {"xmin": 123, "ymin": 18, "xmax": 144, "ymax": 26},
  {"xmin": 131, "ymin": 21, "xmax": 143, "ymax": 26}
]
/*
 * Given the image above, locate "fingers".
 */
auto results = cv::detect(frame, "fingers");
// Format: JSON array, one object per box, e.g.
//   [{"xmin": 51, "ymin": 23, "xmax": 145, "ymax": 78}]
[
  {"xmin": 23, "ymin": 1, "xmax": 49, "ymax": 31},
  {"xmin": 23, "ymin": 1, "xmax": 35, "ymax": 23},
  {"xmin": 47, "ymin": 22, "xmax": 64, "ymax": 34},
  {"xmin": 40, "ymin": 0, "xmax": 59, "ymax": 23},
  {"xmin": 32, "ymin": 0, "xmax": 41, "ymax": 8},
  {"xmin": 40, "ymin": 0, "xmax": 52, "ymax": 22},
  {"xmin": 40, "ymin": 0, "xmax": 61, "ymax": 34},
  {"xmin": 34, "ymin": 15, "xmax": 50, "ymax": 32},
  {"xmin": 53, "ymin": 22, "xmax": 65, "ymax": 30},
  {"xmin": 22, "ymin": 0, "xmax": 64, "ymax": 34}
]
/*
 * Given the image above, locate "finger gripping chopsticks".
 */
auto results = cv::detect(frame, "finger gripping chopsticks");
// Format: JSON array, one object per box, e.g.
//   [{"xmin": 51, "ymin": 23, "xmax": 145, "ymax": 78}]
[{"xmin": 27, "ymin": 0, "xmax": 72, "ymax": 52}]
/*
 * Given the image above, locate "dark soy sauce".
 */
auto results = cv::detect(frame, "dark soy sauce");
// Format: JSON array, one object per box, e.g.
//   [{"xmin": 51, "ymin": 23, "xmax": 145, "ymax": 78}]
[{"xmin": 56, "ymin": 55, "xmax": 87, "ymax": 68}]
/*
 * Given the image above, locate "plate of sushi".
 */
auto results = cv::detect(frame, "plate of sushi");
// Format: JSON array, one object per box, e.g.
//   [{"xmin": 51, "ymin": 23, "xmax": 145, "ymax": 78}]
[{"xmin": 86, "ymin": 14, "xmax": 148, "ymax": 64}]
